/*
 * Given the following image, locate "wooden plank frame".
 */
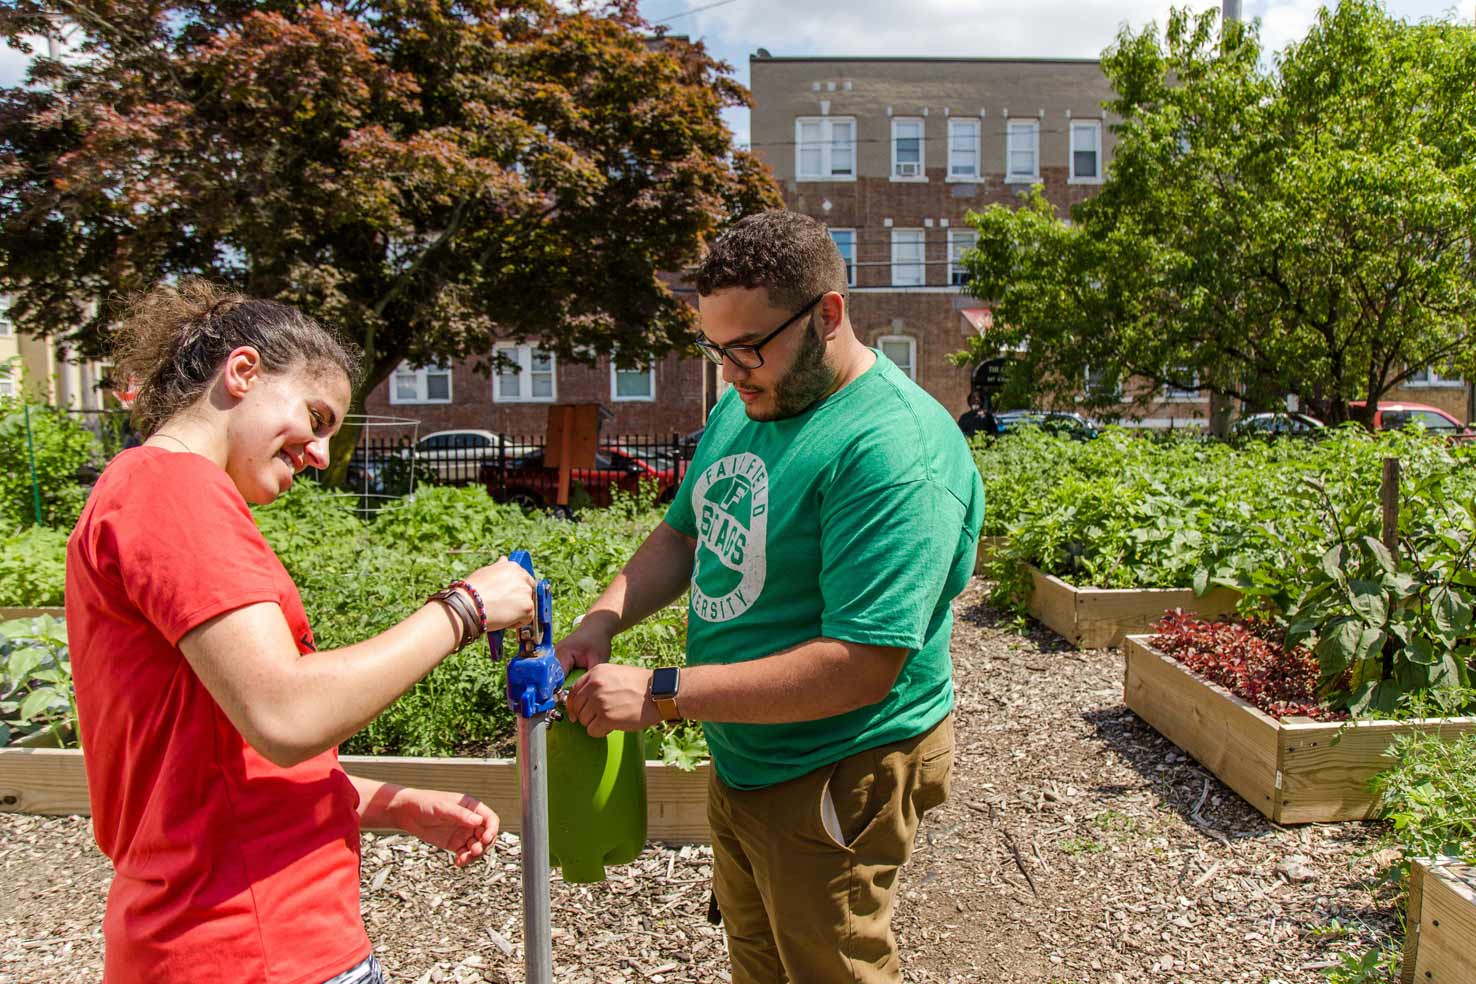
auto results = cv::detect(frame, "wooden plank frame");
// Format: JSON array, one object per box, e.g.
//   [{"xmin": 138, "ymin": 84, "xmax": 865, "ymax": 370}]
[
  {"xmin": 1402, "ymin": 857, "xmax": 1476, "ymax": 984},
  {"xmin": 1123, "ymin": 636, "xmax": 1476, "ymax": 823},
  {"xmin": 0, "ymin": 748, "xmax": 713, "ymax": 843},
  {"xmin": 0, "ymin": 607, "xmax": 66, "ymax": 620},
  {"xmin": 1028, "ymin": 566, "xmax": 1240, "ymax": 649}
]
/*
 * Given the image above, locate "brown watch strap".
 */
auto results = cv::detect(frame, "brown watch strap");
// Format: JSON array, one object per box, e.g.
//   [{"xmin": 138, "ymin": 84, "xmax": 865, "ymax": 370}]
[{"xmin": 654, "ymin": 694, "xmax": 682, "ymax": 722}]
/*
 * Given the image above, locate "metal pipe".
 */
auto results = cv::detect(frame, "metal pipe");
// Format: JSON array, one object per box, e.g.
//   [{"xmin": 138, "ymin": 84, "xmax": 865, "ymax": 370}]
[{"xmin": 518, "ymin": 712, "xmax": 553, "ymax": 984}]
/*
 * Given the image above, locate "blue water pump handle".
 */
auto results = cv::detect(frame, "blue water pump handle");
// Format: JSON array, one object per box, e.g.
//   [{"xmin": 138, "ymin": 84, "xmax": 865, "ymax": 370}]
[{"xmin": 494, "ymin": 550, "xmax": 564, "ymax": 719}]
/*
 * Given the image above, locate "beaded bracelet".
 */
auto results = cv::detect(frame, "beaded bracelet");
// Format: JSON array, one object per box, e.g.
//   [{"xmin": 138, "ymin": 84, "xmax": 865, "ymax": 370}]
[{"xmin": 447, "ymin": 579, "xmax": 488, "ymax": 635}]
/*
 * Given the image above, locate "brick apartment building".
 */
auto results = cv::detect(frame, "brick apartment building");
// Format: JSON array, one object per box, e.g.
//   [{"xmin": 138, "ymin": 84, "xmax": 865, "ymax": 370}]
[{"xmin": 358, "ymin": 54, "xmax": 1473, "ymax": 440}]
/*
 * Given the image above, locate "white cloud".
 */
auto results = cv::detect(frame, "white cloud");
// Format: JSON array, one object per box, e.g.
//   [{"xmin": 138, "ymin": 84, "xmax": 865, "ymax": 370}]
[{"xmin": 692, "ymin": 0, "xmax": 1211, "ymax": 60}]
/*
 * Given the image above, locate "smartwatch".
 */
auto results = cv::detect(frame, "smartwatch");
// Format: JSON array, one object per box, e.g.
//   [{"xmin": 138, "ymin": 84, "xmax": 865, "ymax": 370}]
[{"xmin": 650, "ymin": 666, "xmax": 682, "ymax": 722}]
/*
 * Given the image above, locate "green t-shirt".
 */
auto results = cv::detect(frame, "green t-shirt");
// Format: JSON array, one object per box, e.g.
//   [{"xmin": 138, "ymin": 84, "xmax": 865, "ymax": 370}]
[{"xmin": 664, "ymin": 350, "xmax": 985, "ymax": 789}]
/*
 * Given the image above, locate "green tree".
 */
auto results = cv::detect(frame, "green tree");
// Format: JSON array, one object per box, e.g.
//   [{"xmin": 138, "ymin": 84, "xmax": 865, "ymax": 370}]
[
  {"xmin": 0, "ymin": 0, "xmax": 780, "ymax": 474},
  {"xmin": 962, "ymin": 0, "xmax": 1476, "ymax": 426}
]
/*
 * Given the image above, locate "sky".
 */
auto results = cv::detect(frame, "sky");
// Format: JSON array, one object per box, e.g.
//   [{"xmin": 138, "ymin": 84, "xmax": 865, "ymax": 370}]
[{"xmin": 2, "ymin": 0, "xmax": 1469, "ymax": 148}]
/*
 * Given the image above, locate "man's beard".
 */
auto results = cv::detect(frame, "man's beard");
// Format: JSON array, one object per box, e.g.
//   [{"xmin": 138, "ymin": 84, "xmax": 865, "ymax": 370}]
[{"xmin": 749, "ymin": 319, "xmax": 838, "ymax": 421}]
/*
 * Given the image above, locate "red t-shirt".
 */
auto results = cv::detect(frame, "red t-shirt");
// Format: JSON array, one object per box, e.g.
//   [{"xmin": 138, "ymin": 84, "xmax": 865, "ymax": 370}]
[{"xmin": 66, "ymin": 447, "xmax": 370, "ymax": 984}]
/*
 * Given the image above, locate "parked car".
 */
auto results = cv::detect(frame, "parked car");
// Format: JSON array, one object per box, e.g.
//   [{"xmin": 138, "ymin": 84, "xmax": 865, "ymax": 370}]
[
  {"xmin": 1232, "ymin": 412, "xmax": 1326, "ymax": 437},
  {"xmin": 480, "ymin": 444, "xmax": 683, "ymax": 509},
  {"xmin": 993, "ymin": 410, "xmax": 1099, "ymax": 441},
  {"xmin": 412, "ymin": 429, "xmax": 537, "ymax": 483},
  {"xmin": 1349, "ymin": 401, "xmax": 1472, "ymax": 439}
]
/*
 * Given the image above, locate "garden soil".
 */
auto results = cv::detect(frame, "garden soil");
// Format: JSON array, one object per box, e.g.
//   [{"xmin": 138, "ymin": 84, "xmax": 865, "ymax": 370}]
[{"xmin": 1, "ymin": 580, "xmax": 1401, "ymax": 983}]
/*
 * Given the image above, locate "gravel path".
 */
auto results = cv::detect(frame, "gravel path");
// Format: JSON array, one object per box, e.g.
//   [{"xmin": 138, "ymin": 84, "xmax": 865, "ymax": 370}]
[{"xmin": 0, "ymin": 581, "xmax": 1402, "ymax": 983}]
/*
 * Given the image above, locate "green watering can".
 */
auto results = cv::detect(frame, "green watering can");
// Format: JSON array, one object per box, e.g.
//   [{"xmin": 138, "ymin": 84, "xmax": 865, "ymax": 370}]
[{"xmin": 545, "ymin": 669, "xmax": 648, "ymax": 883}]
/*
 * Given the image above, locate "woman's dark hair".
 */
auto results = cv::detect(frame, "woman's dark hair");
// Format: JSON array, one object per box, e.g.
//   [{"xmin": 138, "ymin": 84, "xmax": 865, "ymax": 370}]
[
  {"xmin": 695, "ymin": 210, "xmax": 848, "ymax": 310},
  {"xmin": 113, "ymin": 280, "xmax": 362, "ymax": 436}
]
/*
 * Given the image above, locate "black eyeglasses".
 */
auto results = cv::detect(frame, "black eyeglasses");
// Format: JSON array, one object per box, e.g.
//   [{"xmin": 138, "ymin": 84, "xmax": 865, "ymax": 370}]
[{"xmin": 694, "ymin": 293, "xmax": 825, "ymax": 370}]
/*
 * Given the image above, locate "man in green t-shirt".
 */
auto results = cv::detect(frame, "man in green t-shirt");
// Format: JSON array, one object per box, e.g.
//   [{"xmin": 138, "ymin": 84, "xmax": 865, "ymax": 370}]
[{"xmin": 560, "ymin": 210, "xmax": 984, "ymax": 984}]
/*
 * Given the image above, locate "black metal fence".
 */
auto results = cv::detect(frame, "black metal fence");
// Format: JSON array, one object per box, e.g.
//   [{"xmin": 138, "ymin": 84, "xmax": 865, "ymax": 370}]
[{"xmin": 328, "ymin": 431, "xmax": 695, "ymax": 508}]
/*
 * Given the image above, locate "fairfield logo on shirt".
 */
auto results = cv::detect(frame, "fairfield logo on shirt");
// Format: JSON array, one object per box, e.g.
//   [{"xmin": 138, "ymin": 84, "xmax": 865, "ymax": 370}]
[{"xmin": 691, "ymin": 452, "xmax": 767, "ymax": 623}]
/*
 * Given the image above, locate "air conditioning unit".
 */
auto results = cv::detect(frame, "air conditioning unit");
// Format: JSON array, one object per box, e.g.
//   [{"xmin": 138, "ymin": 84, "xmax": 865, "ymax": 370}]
[{"xmin": 895, "ymin": 162, "xmax": 921, "ymax": 177}]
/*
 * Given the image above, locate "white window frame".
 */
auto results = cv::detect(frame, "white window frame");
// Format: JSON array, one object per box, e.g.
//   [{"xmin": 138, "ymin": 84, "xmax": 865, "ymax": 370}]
[
  {"xmin": 1162, "ymin": 370, "xmax": 1201, "ymax": 402},
  {"xmin": 877, "ymin": 334, "xmax": 917, "ymax": 380},
  {"xmin": 610, "ymin": 361, "xmax": 655, "ymax": 402},
  {"xmin": 829, "ymin": 228, "xmax": 857, "ymax": 287},
  {"xmin": 1406, "ymin": 364, "xmax": 1464, "ymax": 388},
  {"xmin": 795, "ymin": 116, "xmax": 856, "ymax": 182},
  {"xmin": 947, "ymin": 119, "xmax": 980, "ymax": 181},
  {"xmin": 890, "ymin": 229, "xmax": 926, "ymax": 287},
  {"xmin": 1070, "ymin": 120, "xmax": 1103, "ymax": 184},
  {"xmin": 1006, "ymin": 119, "xmax": 1040, "ymax": 183},
  {"xmin": 493, "ymin": 343, "xmax": 558, "ymax": 403},
  {"xmin": 890, "ymin": 117, "xmax": 926, "ymax": 181},
  {"xmin": 948, "ymin": 229, "xmax": 977, "ymax": 287},
  {"xmin": 388, "ymin": 361, "xmax": 453, "ymax": 405}
]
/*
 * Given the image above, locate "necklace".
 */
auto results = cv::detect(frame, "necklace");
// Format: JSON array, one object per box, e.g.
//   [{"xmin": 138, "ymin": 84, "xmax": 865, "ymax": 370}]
[{"xmin": 150, "ymin": 432, "xmax": 193, "ymax": 454}]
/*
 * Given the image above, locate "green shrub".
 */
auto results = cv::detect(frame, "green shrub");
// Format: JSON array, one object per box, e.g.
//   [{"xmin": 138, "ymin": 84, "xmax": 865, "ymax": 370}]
[
  {"xmin": 0, "ymin": 525, "xmax": 68, "ymax": 607},
  {"xmin": 0, "ymin": 398, "xmax": 98, "ymax": 529},
  {"xmin": 1, "ymin": 615, "xmax": 75, "ymax": 747}
]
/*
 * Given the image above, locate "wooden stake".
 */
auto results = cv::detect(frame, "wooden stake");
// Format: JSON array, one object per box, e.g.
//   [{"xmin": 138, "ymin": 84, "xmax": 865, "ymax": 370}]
[{"xmin": 1381, "ymin": 457, "xmax": 1400, "ymax": 561}]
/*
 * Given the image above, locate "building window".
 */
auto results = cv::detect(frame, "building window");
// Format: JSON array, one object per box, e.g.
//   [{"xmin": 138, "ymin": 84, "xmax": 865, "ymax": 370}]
[
  {"xmin": 611, "ymin": 362, "xmax": 655, "ymax": 402},
  {"xmin": 1163, "ymin": 368, "xmax": 1200, "ymax": 401},
  {"xmin": 1407, "ymin": 364, "xmax": 1464, "ymax": 388},
  {"xmin": 891, "ymin": 117, "xmax": 925, "ymax": 179},
  {"xmin": 0, "ymin": 376, "xmax": 13, "ymax": 398},
  {"xmin": 796, "ymin": 117, "xmax": 856, "ymax": 181},
  {"xmin": 1085, "ymin": 365, "xmax": 1122, "ymax": 400},
  {"xmin": 0, "ymin": 296, "xmax": 12, "ymax": 337},
  {"xmin": 494, "ymin": 344, "xmax": 556, "ymax": 403},
  {"xmin": 389, "ymin": 362, "xmax": 452, "ymax": 405},
  {"xmin": 829, "ymin": 228, "xmax": 856, "ymax": 286},
  {"xmin": 948, "ymin": 119, "xmax": 980, "ymax": 180},
  {"xmin": 890, "ymin": 229, "xmax": 925, "ymax": 287},
  {"xmin": 1070, "ymin": 120, "xmax": 1102, "ymax": 183},
  {"xmin": 878, "ymin": 335, "xmax": 917, "ymax": 380},
  {"xmin": 1006, "ymin": 119, "xmax": 1040, "ymax": 182},
  {"xmin": 948, "ymin": 229, "xmax": 978, "ymax": 287}
]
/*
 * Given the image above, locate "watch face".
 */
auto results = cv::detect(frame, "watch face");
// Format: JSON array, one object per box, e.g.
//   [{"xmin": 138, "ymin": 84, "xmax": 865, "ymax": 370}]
[{"xmin": 651, "ymin": 666, "xmax": 679, "ymax": 698}]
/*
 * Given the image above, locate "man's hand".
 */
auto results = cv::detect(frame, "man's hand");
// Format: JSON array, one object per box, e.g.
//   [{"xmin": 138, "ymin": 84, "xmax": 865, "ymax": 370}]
[
  {"xmin": 388, "ymin": 786, "xmax": 499, "ymax": 867},
  {"xmin": 555, "ymin": 616, "xmax": 616, "ymax": 675},
  {"xmin": 564, "ymin": 663, "xmax": 659, "ymax": 738}
]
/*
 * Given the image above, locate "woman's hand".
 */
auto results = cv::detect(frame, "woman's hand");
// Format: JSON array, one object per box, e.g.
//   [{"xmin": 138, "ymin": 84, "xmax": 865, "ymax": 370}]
[
  {"xmin": 387, "ymin": 786, "xmax": 500, "ymax": 867},
  {"xmin": 466, "ymin": 558, "xmax": 538, "ymax": 631}
]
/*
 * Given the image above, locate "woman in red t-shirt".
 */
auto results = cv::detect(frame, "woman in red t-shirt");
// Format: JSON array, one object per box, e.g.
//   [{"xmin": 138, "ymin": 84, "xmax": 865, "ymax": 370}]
[{"xmin": 66, "ymin": 281, "xmax": 537, "ymax": 984}]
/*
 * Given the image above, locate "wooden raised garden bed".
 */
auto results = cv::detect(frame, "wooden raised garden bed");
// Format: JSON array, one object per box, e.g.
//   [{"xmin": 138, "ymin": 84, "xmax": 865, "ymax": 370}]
[
  {"xmin": 1402, "ymin": 857, "xmax": 1476, "ymax": 984},
  {"xmin": 0, "ymin": 607, "xmax": 65, "ymax": 621},
  {"xmin": 1029, "ymin": 567, "xmax": 1240, "ymax": 649},
  {"xmin": 1122, "ymin": 635, "xmax": 1476, "ymax": 824},
  {"xmin": 0, "ymin": 747, "xmax": 713, "ymax": 843}
]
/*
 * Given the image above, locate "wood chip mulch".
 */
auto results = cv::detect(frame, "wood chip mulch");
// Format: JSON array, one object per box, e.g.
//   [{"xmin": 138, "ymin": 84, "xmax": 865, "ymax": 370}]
[{"xmin": 1, "ymin": 580, "xmax": 1403, "ymax": 983}]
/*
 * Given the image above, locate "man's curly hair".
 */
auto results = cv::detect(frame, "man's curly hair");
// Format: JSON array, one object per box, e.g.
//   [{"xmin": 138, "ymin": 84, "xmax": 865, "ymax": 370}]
[{"xmin": 695, "ymin": 210, "xmax": 848, "ymax": 310}]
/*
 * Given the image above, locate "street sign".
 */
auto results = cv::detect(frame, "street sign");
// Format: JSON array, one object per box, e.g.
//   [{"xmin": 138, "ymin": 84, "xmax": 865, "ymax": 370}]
[{"xmin": 973, "ymin": 357, "xmax": 1008, "ymax": 392}]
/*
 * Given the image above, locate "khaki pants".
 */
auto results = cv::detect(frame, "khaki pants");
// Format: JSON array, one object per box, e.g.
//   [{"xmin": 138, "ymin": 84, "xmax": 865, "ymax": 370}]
[{"xmin": 707, "ymin": 715, "xmax": 954, "ymax": 984}]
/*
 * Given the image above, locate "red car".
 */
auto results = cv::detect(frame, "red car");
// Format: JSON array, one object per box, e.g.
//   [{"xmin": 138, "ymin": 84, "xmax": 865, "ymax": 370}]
[
  {"xmin": 480, "ymin": 444, "xmax": 684, "ymax": 509},
  {"xmin": 1349, "ymin": 401, "xmax": 1472, "ymax": 439}
]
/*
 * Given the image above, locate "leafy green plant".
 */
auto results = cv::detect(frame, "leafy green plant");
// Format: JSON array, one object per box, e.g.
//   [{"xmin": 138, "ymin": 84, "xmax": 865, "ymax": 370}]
[
  {"xmin": 0, "ymin": 525, "xmax": 68, "ymax": 607},
  {"xmin": 1370, "ymin": 696, "xmax": 1476, "ymax": 869},
  {"xmin": 0, "ymin": 398, "xmax": 99, "ymax": 529},
  {"xmin": 1280, "ymin": 477, "xmax": 1476, "ymax": 716},
  {"xmin": 0, "ymin": 615, "xmax": 75, "ymax": 746},
  {"xmin": 1321, "ymin": 944, "xmax": 1400, "ymax": 984}
]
